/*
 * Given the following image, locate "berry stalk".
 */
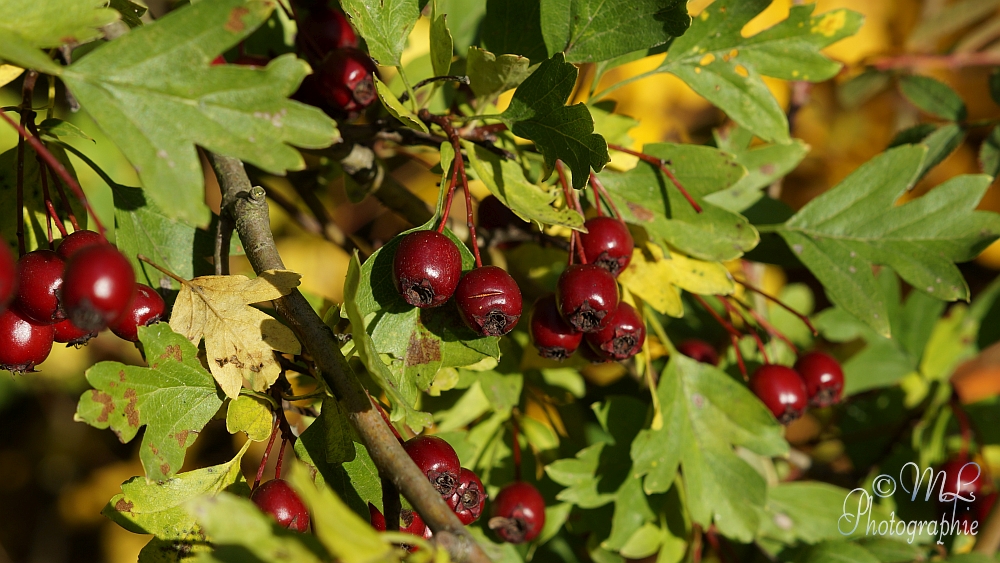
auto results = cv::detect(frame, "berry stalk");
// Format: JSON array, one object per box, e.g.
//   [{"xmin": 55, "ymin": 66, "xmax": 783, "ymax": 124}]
[
  {"xmin": 556, "ymin": 160, "xmax": 587, "ymax": 265},
  {"xmin": 606, "ymin": 143, "xmax": 702, "ymax": 213}
]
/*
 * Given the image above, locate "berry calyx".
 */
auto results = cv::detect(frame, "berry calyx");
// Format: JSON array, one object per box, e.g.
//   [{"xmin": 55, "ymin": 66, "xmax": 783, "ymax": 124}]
[
  {"xmin": 556, "ymin": 264, "xmax": 618, "ymax": 333},
  {"xmin": 53, "ymin": 319, "xmax": 98, "ymax": 346},
  {"xmin": 0, "ymin": 242, "xmax": 15, "ymax": 314},
  {"xmin": 750, "ymin": 364, "xmax": 809, "ymax": 424},
  {"xmin": 62, "ymin": 245, "xmax": 136, "ymax": 331},
  {"xmin": 299, "ymin": 7, "xmax": 357, "ymax": 57},
  {"xmin": 110, "ymin": 284, "xmax": 165, "ymax": 342},
  {"xmin": 393, "ymin": 231, "xmax": 462, "ymax": 308},
  {"xmin": 579, "ymin": 217, "xmax": 633, "ymax": 277},
  {"xmin": 0, "ymin": 307, "xmax": 55, "ymax": 373},
  {"xmin": 403, "ymin": 435, "xmax": 461, "ymax": 498},
  {"xmin": 13, "ymin": 249, "xmax": 65, "ymax": 324},
  {"xmin": 312, "ymin": 48, "xmax": 378, "ymax": 114},
  {"xmin": 530, "ymin": 295, "xmax": 582, "ymax": 360},
  {"xmin": 250, "ymin": 479, "xmax": 310, "ymax": 533},
  {"xmin": 677, "ymin": 339, "xmax": 719, "ymax": 365},
  {"xmin": 584, "ymin": 302, "xmax": 645, "ymax": 361},
  {"xmin": 448, "ymin": 468, "xmax": 486, "ymax": 525},
  {"xmin": 56, "ymin": 230, "xmax": 104, "ymax": 260},
  {"xmin": 488, "ymin": 481, "xmax": 546, "ymax": 544},
  {"xmin": 455, "ymin": 266, "xmax": 522, "ymax": 336},
  {"xmin": 794, "ymin": 351, "xmax": 844, "ymax": 408}
]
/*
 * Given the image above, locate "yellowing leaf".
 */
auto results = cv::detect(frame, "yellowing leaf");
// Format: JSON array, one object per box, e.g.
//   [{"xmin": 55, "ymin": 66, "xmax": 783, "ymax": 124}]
[
  {"xmin": 225, "ymin": 396, "xmax": 273, "ymax": 441},
  {"xmin": 619, "ymin": 243, "xmax": 734, "ymax": 317},
  {"xmin": 0, "ymin": 65, "xmax": 23, "ymax": 88},
  {"xmin": 169, "ymin": 270, "xmax": 301, "ymax": 399}
]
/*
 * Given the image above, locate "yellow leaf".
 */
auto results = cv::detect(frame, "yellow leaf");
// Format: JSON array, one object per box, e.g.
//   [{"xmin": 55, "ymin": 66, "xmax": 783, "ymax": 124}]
[
  {"xmin": 169, "ymin": 270, "xmax": 302, "ymax": 399},
  {"xmin": 619, "ymin": 243, "xmax": 733, "ymax": 317},
  {"xmin": 225, "ymin": 395, "xmax": 273, "ymax": 441},
  {"xmin": 0, "ymin": 65, "xmax": 24, "ymax": 89}
]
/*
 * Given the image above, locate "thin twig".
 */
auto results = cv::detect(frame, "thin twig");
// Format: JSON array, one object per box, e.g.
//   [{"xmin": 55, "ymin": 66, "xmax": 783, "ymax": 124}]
[
  {"xmin": 733, "ymin": 278, "xmax": 818, "ymax": 336},
  {"xmin": 870, "ymin": 52, "xmax": 1000, "ymax": 71},
  {"xmin": 589, "ymin": 172, "xmax": 625, "ymax": 223},
  {"xmin": 718, "ymin": 296, "xmax": 769, "ymax": 364},
  {"xmin": 556, "ymin": 161, "xmax": 587, "ymax": 264},
  {"xmin": 607, "ymin": 143, "xmax": 702, "ymax": 213},
  {"xmin": 692, "ymin": 294, "xmax": 747, "ymax": 380},
  {"xmin": 397, "ymin": 75, "xmax": 470, "ymax": 104},
  {"xmin": 254, "ymin": 416, "xmax": 281, "ymax": 490}
]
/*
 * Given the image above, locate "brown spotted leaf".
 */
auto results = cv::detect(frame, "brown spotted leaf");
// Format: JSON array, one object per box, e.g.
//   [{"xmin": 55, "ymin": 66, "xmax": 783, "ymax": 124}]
[
  {"xmin": 75, "ymin": 324, "xmax": 225, "ymax": 482},
  {"xmin": 169, "ymin": 270, "xmax": 302, "ymax": 399}
]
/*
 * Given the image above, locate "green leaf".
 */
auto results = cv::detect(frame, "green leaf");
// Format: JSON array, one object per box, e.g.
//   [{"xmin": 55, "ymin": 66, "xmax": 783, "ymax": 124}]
[
  {"xmin": 0, "ymin": 145, "xmax": 85, "ymax": 253},
  {"xmin": 104, "ymin": 443, "xmax": 250, "ymax": 540},
  {"xmin": 0, "ymin": 0, "xmax": 117, "ymax": 73},
  {"xmin": 915, "ymin": 123, "xmax": 965, "ymax": 179},
  {"xmin": 501, "ymin": 53, "xmax": 610, "ymax": 187},
  {"xmin": 979, "ymin": 125, "xmax": 1000, "ymax": 177},
  {"xmin": 429, "ymin": 11, "xmax": 453, "ymax": 77},
  {"xmin": 110, "ymin": 0, "xmax": 147, "ymax": 28},
  {"xmin": 466, "ymin": 47, "xmax": 532, "ymax": 101},
  {"xmin": 589, "ymin": 101, "xmax": 638, "ymax": 147},
  {"xmin": 541, "ymin": 0, "xmax": 690, "ymax": 63},
  {"xmin": 899, "ymin": 75, "xmax": 967, "ymax": 121},
  {"xmin": 295, "ymin": 433, "xmax": 379, "ymax": 518},
  {"xmin": 374, "ymin": 76, "xmax": 428, "ymax": 133},
  {"xmin": 776, "ymin": 145, "xmax": 1000, "ymax": 336},
  {"xmin": 75, "ymin": 324, "xmax": 225, "ymax": 482},
  {"xmin": 344, "ymin": 253, "xmax": 434, "ymax": 432},
  {"xmin": 796, "ymin": 541, "xmax": 880, "ymax": 563},
  {"xmin": 595, "ymin": 143, "xmax": 756, "ymax": 261},
  {"xmin": 315, "ymin": 397, "xmax": 357, "ymax": 465},
  {"xmin": 482, "ymin": 0, "xmax": 548, "ymax": 63},
  {"xmin": 602, "ymin": 473, "xmax": 656, "ymax": 552},
  {"xmin": 61, "ymin": 0, "xmax": 339, "ymax": 226},
  {"xmin": 707, "ymin": 125, "xmax": 809, "ymax": 212},
  {"xmin": 756, "ymin": 482, "xmax": 857, "ymax": 545},
  {"xmin": 649, "ymin": 0, "xmax": 862, "ymax": 142},
  {"xmin": 630, "ymin": 355, "xmax": 788, "ymax": 541},
  {"xmin": 434, "ymin": 0, "xmax": 485, "ymax": 53},
  {"xmin": 38, "ymin": 118, "xmax": 94, "ymax": 142},
  {"xmin": 225, "ymin": 396, "xmax": 272, "ymax": 441},
  {"xmin": 341, "ymin": 0, "xmax": 419, "ymax": 66}
]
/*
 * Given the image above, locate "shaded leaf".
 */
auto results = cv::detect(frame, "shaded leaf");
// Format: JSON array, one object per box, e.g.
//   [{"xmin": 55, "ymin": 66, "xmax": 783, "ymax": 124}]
[
  {"xmin": 110, "ymin": 0, "xmax": 147, "ymax": 28},
  {"xmin": 481, "ymin": 0, "xmax": 548, "ymax": 63},
  {"xmin": 466, "ymin": 47, "xmax": 532, "ymax": 101},
  {"xmin": 979, "ymin": 125, "xmax": 1000, "ymax": 177},
  {"xmin": 899, "ymin": 75, "xmax": 967, "ymax": 121},
  {"xmin": 429, "ymin": 11, "xmax": 453, "ymax": 77}
]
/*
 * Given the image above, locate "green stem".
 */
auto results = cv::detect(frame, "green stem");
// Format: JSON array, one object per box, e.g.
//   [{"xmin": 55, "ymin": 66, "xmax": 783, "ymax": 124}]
[
  {"xmin": 643, "ymin": 306, "xmax": 676, "ymax": 355},
  {"xmin": 450, "ymin": 113, "xmax": 506, "ymax": 123},
  {"xmin": 282, "ymin": 389, "xmax": 325, "ymax": 402},
  {"xmin": 397, "ymin": 66, "xmax": 419, "ymax": 113}
]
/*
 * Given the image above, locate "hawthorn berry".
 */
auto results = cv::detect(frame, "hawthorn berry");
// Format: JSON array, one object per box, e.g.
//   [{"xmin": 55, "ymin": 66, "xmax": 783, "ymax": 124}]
[
  {"xmin": 299, "ymin": 7, "xmax": 357, "ymax": 56},
  {"xmin": 62, "ymin": 244, "xmax": 136, "ymax": 331},
  {"xmin": 584, "ymin": 302, "xmax": 645, "ymax": 361},
  {"xmin": 489, "ymin": 481, "xmax": 546, "ymax": 544},
  {"xmin": 939, "ymin": 459, "xmax": 983, "ymax": 501},
  {"xmin": 677, "ymin": 339, "xmax": 719, "ymax": 365},
  {"xmin": 448, "ymin": 468, "xmax": 486, "ymax": 525},
  {"xmin": 53, "ymin": 319, "xmax": 98, "ymax": 346},
  {"xmin": 13, "ymin": 249, "xmax": 65, "ymax": 325},
  {"xmin": 251, "ymin": 479, "xmax": 310, "ymax": 533},
  {"xmin": 310, "ymin": 48, "xmax": 378, "ymax": 114},
  {"xmin": 794, "ymin": 351, "xmax": 844, "ymax": 408},
  {"xmin": 404, "ymin": 435, "xmax": 461, "ymax": 497},
  {"xmin": 110, "ymin": 284, "xmax": 165, "ymax": 342},
  {"xmin": 55, "ymin": 230, "xmax": 103, "ymax": 260},
  {"xmin": 455, "ymin": 266, "xmax": 522, "ymax": 336},
  {"xmin": 529, "ymin": 294, "xmax": 582, "ymax": 360},
  {"xmin": 578, "ymin": 340, "xmax": 612, "ymax": 364},
  {"xmin": 579, "ymin": 217, "xmax": 633, "ymax": 277},
  {"xmin": 0, "ymin": 242, "xmax": 15, "ymax": 313},
  {"xmin": 0, "ymin": 307, "xmax": 55, "ymax": 373},
  {"xmin": 369, "ymin": 503, "xmax": 429, "ymax": 552},
  {"xmin": 750, "ymin": 364, "xmax": 809, "ymax": 424},
  {"xmin": 556, "ymin": 263, "xmax": 618, "ymax": 333},
  {"xmin": 393, "ymin": 231, "xmax": 462, "ymax": 308}
]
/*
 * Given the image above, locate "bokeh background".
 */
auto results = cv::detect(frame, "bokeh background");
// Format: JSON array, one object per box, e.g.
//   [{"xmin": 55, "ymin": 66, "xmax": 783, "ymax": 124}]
[{"xmin": 2, "ymin": 0, "xmax": 1000, "ymax": 561}]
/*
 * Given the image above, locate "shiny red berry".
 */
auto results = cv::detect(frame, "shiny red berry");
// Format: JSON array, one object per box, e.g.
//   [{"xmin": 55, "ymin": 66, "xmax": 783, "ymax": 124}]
[
  {"xmin": 312, "ymin": 48, "xmax": 378, "ymax": 114},
  {"xmin": 0, "ymin": 242, "xmax": 15, "ymax": 314},
  {"xmin": 794, "ymin": 351, "xmax": 844, "ymax": 408},
  {"xmin": 678, "ymin": 339, "xmax": 719, "ymax": 365},
  {"xmin": 13, "ymin": 250, "xmax": 65, "ymax": 325},
  {"xmin": 556, "ymin": 263, "xmax": 618, "ymax": 333},
  {"xmin": 62, "ymin": 245, "xmax": 136, "ymax": 331},
  {"xmin": 530, "ymin": 295, "xmax": 582, "ymax": 360},
  {"xmin": 393, "ymin": 231, "xmax": 462, "ymax": 308},
  {"xmin": 455, "ymin": 266, "xmax": 522, "ymax": 336},
  {"xmin": 110, "ymin": 284, "xmax": 165, "ymax": 342},
  {"xmin": 300, "ymin": 7, "xmax": 357, "ymax": 56},
  {"xmin": 579, "ymin": 217, "xmax": 633, "ymax": 277},
  {"xmin": 478, "ymin": 196, "xmax": 527, "ymax": 232},
  {"xmin": 448, "ymin": 468, "xmax": 486, "ymax": 525},
  {"xmin": 584, "ymin": 302, "xmax": 645, "ymax": 361},
  {"xmin": 939, "ymin": 459, "xmax": 983, "ymax": 501},
  {"xmin": 750, "ymin": 365, "xmax": 808, "ymax": 425},
  {"xmin": 53, "ymin": 319, "xmax": 98, "ymax": 346},
  {"xmin": 0, "ymin": 307, "xmax": 55, "ymax": 373},
  {"xmin": 251, "ymin": 479, "xmax": 310, "ymax": 533},
  {"xmin": 404, "ymin": 435, "xmax": 461, "ymax": 498},
  {"xmin": 369, "ymin": 503, "xmax": 428, "ymax": 552},
  {"xmin": 489, "ymin": 481, "xmax": 546, "ymax": 544},
  {"xmin": 56, "ymin": 230, "xmax": 104, "ymax": 260}
]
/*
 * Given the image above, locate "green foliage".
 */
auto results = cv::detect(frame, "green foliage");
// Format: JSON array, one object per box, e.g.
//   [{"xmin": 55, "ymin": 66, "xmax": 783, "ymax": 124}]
[
  {"xmin": 341, "ymin": 0, "xmax": 420, "ymax": 66},
  {"xmin": 0, "ymin": 145, "xmax": 84, "ymax": 252},
  {"xmin": 0, "ymin": 0, "xmax": 117, "ymax": 73},
  {"xmin": 899, "ymin": 75, "xmax": 968, "ymax": 121}
]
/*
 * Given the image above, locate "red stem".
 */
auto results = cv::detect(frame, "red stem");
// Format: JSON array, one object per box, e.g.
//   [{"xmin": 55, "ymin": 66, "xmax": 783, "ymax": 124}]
[
  {"xmin": 556, "ymin": 161, "xmax": 588, "ymax": 265},
  {"xmin": 734, "ymin": 278, "xmax": 818, "ymax": 336},
  {"xmin": 459, "ymin": 157, "xmax": 482, "ymax": 268},
  {"xmin": 719, "ymin": 296, "xmax": 769, "ymax": 364},
  {"xmin": 589, "ymin": 172, "xmax": 624, "ymax": 223},
  {"xmin": 254, "ymin": 415, "xmax": 281, "ymax": 490},
  {"xmin": 15, "ymin": 122, "xmax": 26, "ymax": 256},
  {"xmin": 692, "ymin": 293, "xmax": 747, "ymax": 380},
  {"xmin": 742, "ymin": 302, "xmax": 798, "ymax": 355},
  {"xmin": 437, "ymin": 157, "xmax": 460, "ymax": 234},
  {"xmin": 606, "ymin": 143, "xmax": 702, "ymax": 213},
  {"xmin": 511, "ymin": 415, "xmax": 522, "ymax": 482},
  {"xmin": 274, "ymin": 438, "xmax": 288, "ymax": 480}
]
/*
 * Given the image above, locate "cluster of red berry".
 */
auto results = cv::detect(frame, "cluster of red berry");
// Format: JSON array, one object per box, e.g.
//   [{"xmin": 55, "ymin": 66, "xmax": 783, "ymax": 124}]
[
  {"xmin": 0, "ymin": 231, "xmax": 164, "ymax": 373},
  {"xmin": 392, "ymin": 230, "xmax": 522, "ymax": 337},
  {"xmin": 530, "ymin": 216, "xmax": 645, "ymax": 363}
]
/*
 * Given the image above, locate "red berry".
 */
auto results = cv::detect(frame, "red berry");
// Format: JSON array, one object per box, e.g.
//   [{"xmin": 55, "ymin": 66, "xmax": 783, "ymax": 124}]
[
  {"xmin": 110, "ymin": 284, "xmax": 165, "ymax": 342},
  {"xmin": 56, "ymin": 230, "xmax": 104, "ymax": 260},
  {"xmin": 448, "ymin": 468, "xmax": 486, "ymax": 525},
  {"xmin": 210, "ymin": 55, "xmax": 227, "ymax": 66},
  {"xmin": 310, "ymin": 48, "xmax": 378, "ymax": 114},
  {"xmin": 579, "ymin": 217, "xmax": 633, "ymax": 277},
  {"xmin": 794, "ymin": 351, "xmax": 844, "ymax": 407},
  {"xmin": 454, "ymin": 266, "xmax": 522, "ymax": 336},
  {"xmin": 678, "ymin": 339, "xmax": 719, "ymax": 365},
  {"xmin": 0, "ymin": 307, "xmax": 55, "ymax": 373},
  {"xmin": 750, "ymin": 365, "xmax": 808, "ymax": 425},
  {"xmin": 584, "ymin": 302, "xmax": 645, "ymax": 361},
  {"xmin": 488, "ymin": 482, "xmax": 546, "ymax": 544},
  {"xmin": 556, "ymin": 263, "xmax": 618, "ymax": 333},
  {"xmin": 478, "ymin": 196, "xmax": 527, "ymax": 232},
  {"xmin": 62, "ymin": 245, "xmax": 136, "ymax": 331},
  {"xmin": 251, "ymin": 479, "xmax": 310, "ymax": 533},
  {"xmin": 53, "ymin": 319, "xmax": 98, "ymax": 346},
  {"xmin": 579, "ymin": 340, "xmax": 612, "ymax": 364},
  {"xmin": 299, "ymin": 7, "xmax": 357, "ymax": 56},
  {"xmin": 0, "ymin": 242, "xmax": 15, "ymax": 314},
  {"xmin": 13, "ymin": 249, "xmax": 65, "ymax": 324},
  {"xmin": 530, "ymin": 295, "xmax": 582, "ymax": 360},
  {"xmin": 404, "ymin": 436, "xmax": 461, "ymax": 498},
  {"xmin": 369, "ymin": 503, "xmax": 428, "ymax": 552},
  {"xmin": 393, "ymin": 231, "xmax": 462, "ymax": 308},
  {"xmin": 939, "ymin": 459, "xmax": 983, "ymax": 501}
]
